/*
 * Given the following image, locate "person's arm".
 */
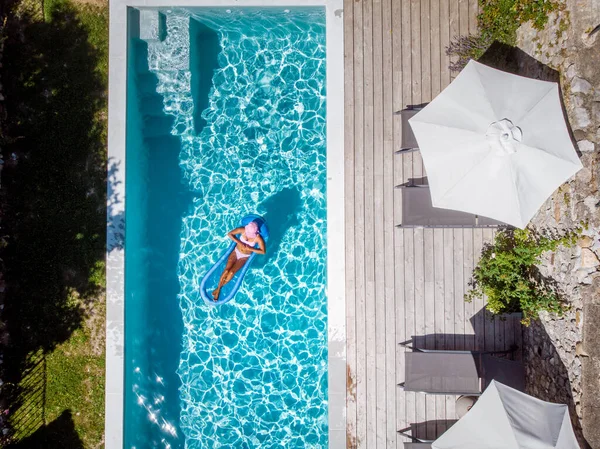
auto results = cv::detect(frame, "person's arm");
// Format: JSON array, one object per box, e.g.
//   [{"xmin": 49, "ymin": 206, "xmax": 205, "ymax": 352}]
[
  {"xmin": 247, "ymin": 235, "xmax": 266, "ymax": 255},
  {"xmin": 227, "ymin": 227, "xmax": 245, "ymax": 245}
]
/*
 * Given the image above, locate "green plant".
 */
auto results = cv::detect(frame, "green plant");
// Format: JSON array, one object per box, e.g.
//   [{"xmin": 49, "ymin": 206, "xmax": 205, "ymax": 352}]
[
  {"xmin": 466, "ymin": 227, "xmax": 580, "ymax": 326},
  {"xmin": 447, "ymin": 0, "xmax": 561, "ymax": 71}
]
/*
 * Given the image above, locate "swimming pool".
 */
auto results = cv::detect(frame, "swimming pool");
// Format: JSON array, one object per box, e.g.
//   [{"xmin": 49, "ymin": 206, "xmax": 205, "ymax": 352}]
[{"xmin": 123, "ymin": 7, "xmax": 331, "ymax": 448}]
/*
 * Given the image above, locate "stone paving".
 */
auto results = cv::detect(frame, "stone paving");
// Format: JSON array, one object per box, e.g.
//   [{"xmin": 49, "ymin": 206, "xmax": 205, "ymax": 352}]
[{"xmin": 515, "ymin": 1, "xmax": 600, "ymax": 447}]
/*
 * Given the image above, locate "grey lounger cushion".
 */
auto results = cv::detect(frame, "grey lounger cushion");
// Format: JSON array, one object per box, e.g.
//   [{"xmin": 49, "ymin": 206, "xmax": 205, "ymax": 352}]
[
  {"xmin": 399, "ymin": 186, "xmax": 477, "ymax": 227},
  {"xmin": 403, "ymin": 351, "xmax": 525, "ymax": 394}
]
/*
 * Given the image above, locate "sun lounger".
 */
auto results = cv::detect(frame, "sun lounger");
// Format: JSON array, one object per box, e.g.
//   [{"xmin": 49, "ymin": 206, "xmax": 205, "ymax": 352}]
[
  {"xmin": 395, "ymin": 185, "xmax": 504, "ymax": 228},
  {"xmin": 397, "ymin": 429, "xmax": 433, "ymax": 449},
  {"xmin": 398, "ymin": 349, "xmax": 525, "ymax": 395},
  {"xmin": 394, "ymin": 107, "xmax": 424, "ymax": 152}
]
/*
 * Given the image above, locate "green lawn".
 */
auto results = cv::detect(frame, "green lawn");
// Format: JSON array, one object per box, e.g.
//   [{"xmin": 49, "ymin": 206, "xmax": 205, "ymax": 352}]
[{"xmin": 2, "ymin": 0, "xmax": 109, "ymax": 446}]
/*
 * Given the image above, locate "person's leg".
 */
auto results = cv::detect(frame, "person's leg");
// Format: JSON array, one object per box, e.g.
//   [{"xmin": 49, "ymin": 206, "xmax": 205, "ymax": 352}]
[
  {"xmin": 212, "ymin": 251, "xmax": 237, "ymax": 300},
  {"xmin": 223, "ymin": 257, "xmax": 248, "ymax": 283},
  {"xmin": 213, "ymin": 256, "xmax": 248, "ymax": 301}
]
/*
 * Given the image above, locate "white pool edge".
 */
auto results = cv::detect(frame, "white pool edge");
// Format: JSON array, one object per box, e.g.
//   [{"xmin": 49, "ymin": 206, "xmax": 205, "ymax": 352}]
[{"xmin": 106, "ymin": 1, "xmax": 345, "ymax": 447}]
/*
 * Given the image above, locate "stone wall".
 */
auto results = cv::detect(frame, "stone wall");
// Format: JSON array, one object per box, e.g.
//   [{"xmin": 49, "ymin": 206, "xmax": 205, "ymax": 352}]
[{"xmin": 516, "ymin": 1, "xmax": 600, "ymax": 447}]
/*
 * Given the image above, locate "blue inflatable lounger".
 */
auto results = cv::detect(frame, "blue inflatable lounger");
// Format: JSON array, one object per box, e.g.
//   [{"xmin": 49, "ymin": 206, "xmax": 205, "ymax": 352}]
[{"xmin": 199, "ymin": 214, "xmax": 269, "ymax": 306}]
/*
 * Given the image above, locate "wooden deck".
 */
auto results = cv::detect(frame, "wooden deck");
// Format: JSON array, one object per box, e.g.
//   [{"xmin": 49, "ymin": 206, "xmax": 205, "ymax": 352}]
[{"xmin": 343, "ymin": 1, "xmax": 523, "ymax": 447}]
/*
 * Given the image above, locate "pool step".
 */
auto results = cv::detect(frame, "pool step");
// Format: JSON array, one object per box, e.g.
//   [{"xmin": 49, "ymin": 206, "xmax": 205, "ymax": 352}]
[
  {"xmin": 142, "ymin": 115, "xmax": 174, "ymax": 138},
  {"xmin": 140, "ymin": 12, "xmax": 190, "ymax": 72},
  {"xmin": 136, "ymin": 10, "xmax": 194, "ymax": 138},
  {"xmin": 136, "ymin": 73, "xmax": 161, "ymax": 97},
  {"xmin": 139, "ymin": 10, "xmax": 167, "ymax": 43},
  {"xmin": 140, "ymin": 94, "xmax": 166, "ymax": 118},
  {"xmin": 144, "ymin": 135, "xmax": 181, "ymax": 157}
]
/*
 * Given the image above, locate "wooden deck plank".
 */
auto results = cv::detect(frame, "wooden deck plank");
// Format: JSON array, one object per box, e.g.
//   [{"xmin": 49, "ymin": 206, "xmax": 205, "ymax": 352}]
[
  {"xmin": 362, "ymin": 0, "xmax": 377, "ymax": 446},
  {"xmin": 430, "ymin": 0, "xmax": 441, "ymax": 98},
  {"xmin": 453, "ymin": 229, "xmax": 465, "ymax": 351},
  {"xmin": 413, "ymin": 227, "xmax": 426, "ymax": 438},
  {"xmin": 513, "ymin": 313, "xmax": 523, "ymax": 361},
  {"xmin": 372, "ymin": 0, "xmax": 388, "ymax": 447},
  {"xmin": 403, "ymin": 210, "xmax": 416, "ymax": 437},
  {"xmin": 472, "ymin": 227, "xmax": 485, "ymax": 351},
  {"xmin": 400, "ymin": 4, "xmax": 415, "ymax": 426},
  {"xmin": 382, "ymin": 0, "xmax": 394, "ymax": 142},
  {"xmin": 423, "ymin": 228, "xmax": 436, "ymax": 440},
  {"xmin": 459, "ymin": 0, "xmax": 469, "ymax": 39},
  {"xmin": 382, "ymin": 0, "xmax": 395, "ymax": 444},
  {"xmin": 433, "ymin": 227, "xmax": 446, "ymax": 439},
  {"xmin": 343, "ymin": 0, "xmax": 357, "ymax": 446},
  {"xmin": 420, "ymin": 0, "xmax": 432, "ymax": 103},
  {"xmin": 495, "ymin": 313, "xmax": 506, "ymax": 352},
  {"xmin": 443, "ymin": 228, "xmax": 455, "ymax": 350},
  {"xmin": 410, "ymin": 0, "xmax": 421, "ymax": 106},
  {"xmin": 482, "ymin": 229, "xmax": 495, "ymax": 352},
  {"xmin": 352, "ymin": 1, "xmax": 367, "ymax": 446},
  {"xmin": 401, "ymin": 0, "xmax": 412, "ymax": 112},
  {"xmin": 433, "ymin": 228, "xmax": 445, "ymax": 350},
  {"xmin": 439, "ymin": 0, "xmax": 450, "ymax": 87},
  {"xmin": 392, "ymin": 1, "xmax": 405, "ymax": 447},
  {"xmin": 423, "ymin": 229, "xmax": 435, "ymax": 349},
  {"xmin": 449, "ymin": 0, "xmax": 459, "ymax": 79},
  {"xmin": 463, "ymin": 228, "xmax": 475, "ymax": 350},
  {"xmin": 469, "ymin": 0, "xmax": 478, "ymax": 35}
]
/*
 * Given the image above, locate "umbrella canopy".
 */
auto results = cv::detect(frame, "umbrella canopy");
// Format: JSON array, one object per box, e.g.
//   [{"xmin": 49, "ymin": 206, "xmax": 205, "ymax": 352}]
[
  {"xmin": 432, "ymin": 380, "xmax": 580, "ymax": 449},
  {"xmin": 409, "ymin": 60, "xmax": 582, "ymax": 228}
]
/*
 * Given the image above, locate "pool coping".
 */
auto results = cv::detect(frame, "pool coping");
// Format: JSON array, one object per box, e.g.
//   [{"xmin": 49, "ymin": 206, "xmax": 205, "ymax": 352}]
[{"xmin": 106, "ymin": 1, "xmax": 345, "ymax": 447}]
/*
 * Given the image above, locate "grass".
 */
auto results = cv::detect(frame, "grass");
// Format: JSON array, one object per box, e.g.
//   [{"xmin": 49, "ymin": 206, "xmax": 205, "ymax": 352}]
[
  {"xmin": 1, "ymin": 0, "xmax": 108, "ymax": 446},
  {"xmin": 44, "ymin": 307, "xmax": 106, "ymax": 448},
  {"xmin": 446, "ymin": 0, "xmax": 562, "ymax": 71}
]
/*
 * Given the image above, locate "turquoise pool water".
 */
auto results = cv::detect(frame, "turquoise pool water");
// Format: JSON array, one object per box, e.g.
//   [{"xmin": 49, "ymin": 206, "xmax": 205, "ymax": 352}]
[{"xmin": 125, "ymin": 7, "xmax": 327, "ymax": 448}]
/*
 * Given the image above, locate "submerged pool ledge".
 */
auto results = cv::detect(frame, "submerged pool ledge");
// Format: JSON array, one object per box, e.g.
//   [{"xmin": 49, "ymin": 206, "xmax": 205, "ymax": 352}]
[{"xmin": 107, "ymin": 1, "xmax": 345, "ymax": 448}]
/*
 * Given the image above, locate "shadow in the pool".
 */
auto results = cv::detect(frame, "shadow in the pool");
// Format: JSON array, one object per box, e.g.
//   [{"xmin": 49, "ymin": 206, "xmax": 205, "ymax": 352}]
[
  {"xmin": 126, "ymin": 30, "xmax": 187, "ymax": 447},
  {"xmin": 255, "ymin": 187, "xmax": 302, "ymax": 268},
  {"xmin": 189, "ymin": 18, "xmax": 222, "ymax": 135}
]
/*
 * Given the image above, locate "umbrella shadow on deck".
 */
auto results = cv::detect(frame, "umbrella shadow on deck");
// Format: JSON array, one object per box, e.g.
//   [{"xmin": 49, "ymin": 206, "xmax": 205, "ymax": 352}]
[
  {"xmin": 402, "ymin": 308, "xmax": 589, "ymax": 447},
  {"xmin": 397, "ymin": 420, "xmax": 457, "ymax": 444}
]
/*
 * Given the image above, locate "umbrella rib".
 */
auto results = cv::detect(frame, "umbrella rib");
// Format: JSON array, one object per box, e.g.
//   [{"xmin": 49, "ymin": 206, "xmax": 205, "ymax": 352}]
[
  {"xmin": 506, "ymin": 159, "xmax": 523, "ymax": 227},
  {"xmin": 513, "ymin": 83, "xmax": 556, "ymax": 123},
  {"xmin": 517, "ymin": 142, "xmax": 583, "ymax": 166},
  {"xmin": 436, "ymin": 149, "xmax": 495, "ymax": 204},
  {"xmin": 473, "ymin": 63, "xmax": 500, "ymax": 119},
  {"xmin": 410, "ymin": 120, "xmax": 483, "ymax": 138}
]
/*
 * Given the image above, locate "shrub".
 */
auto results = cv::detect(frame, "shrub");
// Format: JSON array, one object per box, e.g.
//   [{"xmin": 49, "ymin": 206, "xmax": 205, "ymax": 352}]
[
  {"xmin": 465, "ymin": 227, "xmax": 580, "ymax": 326},
  {"xmin": 446, "ymin": 0, "xmax": 561, "ymax": 71}
]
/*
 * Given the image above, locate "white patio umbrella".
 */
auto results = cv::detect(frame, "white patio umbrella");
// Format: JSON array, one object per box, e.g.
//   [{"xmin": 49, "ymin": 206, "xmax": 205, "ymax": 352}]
[
  {"xmin": 409, "ymin": 60, "xmax": 582, "ymax": 228},
  {"xmin": 432, "ymin": 380, "xmax": 580, "ymax": 449}
]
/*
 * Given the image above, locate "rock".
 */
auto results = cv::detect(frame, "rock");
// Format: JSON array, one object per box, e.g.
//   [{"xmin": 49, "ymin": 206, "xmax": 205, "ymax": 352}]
[
  {"xmin": 571, "ymin": 77, "xmax": 593, "ymax": 94},
  {"xmin": 576, "ymin": 270, "xmax": 593, "ymax": 284},
  {"xmin": 574, "ymin": 129, "xmax": 587, "ymax": 141},
  {"xmin": 578, "ymin": 140, "xmax": 595, "ymax": 153},
  {"xmin": 572, "ymin": 107, "xmax": 591, "ymax": 129},
  {"xmin": 581, "ymin": 248, "xmax": 600, "ymax": 268},
  {"xmin": 566, "ymin": 64, "xmax": 577, "ymax": 79},
  {"xmin": 579, "ymin": 236, "xmax": 594, "ymax": 247},
  {"xmin": 571, "ymin": 95, "xmax": 584, "ymax": 108}
]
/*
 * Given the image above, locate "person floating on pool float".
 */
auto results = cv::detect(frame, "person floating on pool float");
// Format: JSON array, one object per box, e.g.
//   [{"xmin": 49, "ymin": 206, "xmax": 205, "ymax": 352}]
[{"xmin": 212, "ymin": 221, "xmax": 266, "ymax": 301}]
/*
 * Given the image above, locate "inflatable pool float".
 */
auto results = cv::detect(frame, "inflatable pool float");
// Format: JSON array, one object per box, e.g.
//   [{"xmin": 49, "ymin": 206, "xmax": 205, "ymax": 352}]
[{"xmin": 199, "ymin": 214, "xmax": 269, "ymax": 306}]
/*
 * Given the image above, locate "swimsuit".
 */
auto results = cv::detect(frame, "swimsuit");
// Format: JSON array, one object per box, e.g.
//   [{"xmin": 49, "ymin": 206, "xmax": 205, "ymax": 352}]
[{"xmin": 234, "ymin": 234, "xmax": 256, "ymax": 260}]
